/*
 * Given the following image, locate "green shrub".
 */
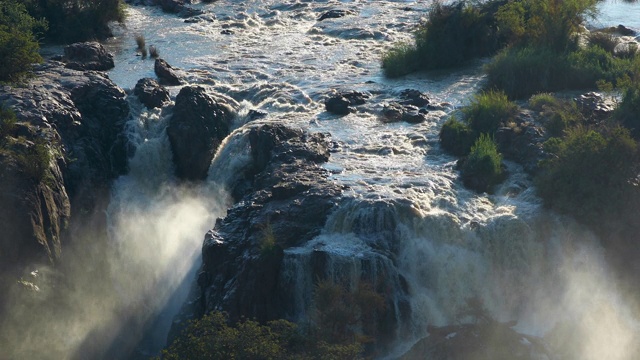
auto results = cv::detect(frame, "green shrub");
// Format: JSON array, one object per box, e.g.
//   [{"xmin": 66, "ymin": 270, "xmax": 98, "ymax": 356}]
[
  {"xmin": 383, "ymin": 0, "xmax": 507, "ymax": 77},
  {"xmin": 0, "ymin": 1, "xmax": 45, "ymax": 82},
  {"xmin": 460, "ymin": 134, "xmax": 504, "ymax": 193},
  {"xmin": 0, "ymin": 105, "xmax": 18, "ymax": 140},
  {"xmin": 615, "ymin": 84, "xmax": 640, "ymax": 138},
  {"xmin": 381, "ymin": 42, "xmax": 417, "ymax": 77},
  {"xmin": 535, "ymin": 127, "xmax": 639, "ymax": 225},
  {"xmin": 495, "ymin": 0, "xmax": 597, "ymax": 52},
  {"xmin": 161, "ymin": 311, "xmax": 364, "ymax": 360},
  {"xmin": 486, "ymin": 46, "xmax": 573, "ymax": 98},
  {"xmin": 528, "ymin": 93, "xmax": 560, "ymax": 112},
  {"xmin": 463, "ymin": 90, "xmax": 518, "ymax": 135},
  {"xmin": 439, "ymin": 117, "xmax": 475, "ymax": 156},
  {"xmin": 24, "ymin": 0, "xmax": 125, "ymax": 42},
  {"xmin": 17, "ymin": 138, "xmax": 51, "ymax": 182}
]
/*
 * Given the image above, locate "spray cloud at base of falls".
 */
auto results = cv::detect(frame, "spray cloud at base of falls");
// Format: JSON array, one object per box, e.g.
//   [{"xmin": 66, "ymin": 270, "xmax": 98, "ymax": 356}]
[{"xmin": 0, "ymin": 97, "xmax": 232, "ymax": 359}]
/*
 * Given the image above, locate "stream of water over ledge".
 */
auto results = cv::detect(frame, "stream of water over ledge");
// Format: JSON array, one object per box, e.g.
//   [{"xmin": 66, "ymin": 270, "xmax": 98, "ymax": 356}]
[
  {"xmin": 99, "ymin": 1, "xmax": 640, "ymax": 358},
  {"xmin": 5, "ymin": 1, "xmax": 636, "ymax": 359}
]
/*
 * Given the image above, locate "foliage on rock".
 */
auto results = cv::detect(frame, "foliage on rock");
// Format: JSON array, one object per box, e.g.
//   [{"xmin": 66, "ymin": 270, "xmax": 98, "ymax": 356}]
[{"xmin": 0, "ymin": 1, "xmax": 45, "ymax": 82}]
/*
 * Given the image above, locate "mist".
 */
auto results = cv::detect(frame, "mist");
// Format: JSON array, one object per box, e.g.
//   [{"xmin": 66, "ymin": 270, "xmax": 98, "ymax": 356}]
[{"xmin": 0, "ymin": 105, "xmax": 231, "ymax": 359}]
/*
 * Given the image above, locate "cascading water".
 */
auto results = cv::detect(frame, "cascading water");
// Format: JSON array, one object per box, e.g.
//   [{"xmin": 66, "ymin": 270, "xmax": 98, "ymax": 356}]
[
  {"xmin": 3, "ymin": 0, "xmax": 636, "ymax": 358},
  {"xmin": 101, "ymin": 0, "xmax": 640, "ymax": 358}
]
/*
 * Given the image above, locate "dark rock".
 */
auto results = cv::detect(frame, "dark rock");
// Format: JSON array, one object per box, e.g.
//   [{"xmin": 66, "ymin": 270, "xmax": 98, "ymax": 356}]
[
  {"xmin": 574, "ymin": 92, "xmax": 616, "ymax": 122},
  {"xmin": 247, "ymin": 109, "xmax": 268, "ymax": 121},
  {"xmin": 220, "ymin": 29, "xmax": 234, "ymax": 35},
  {"xmin": 616, "ymin": 24, "xmax": 637, "ymax": 36},
  {"xmin": 495, "ymin": 110, "xmax": 546, "ymax": 174},
  {"xmin": 154, "ymin": 58, "xmax": 184, "ymax": 85},
  {"xmin": 401, "ymin": 322, "xmax": 552, "ymax": 360},
  {"xmin": 325, "ymin": 95, "xmax": 351, "ymax": 115},
  {"xmin": 400, "ymin": 89, "xmax": 430, "ymax": 107},
  {"xmin": 167, "ymin": 86, "xmax": 234, "ymax": 181},
  {"xmin": 324, "ymin": 90, "xmax": 370, "ymax": 115},
  {"xmin": 62, "ymin": 42, "xmax": 114, "ymax": 71},
  {"xmin": 382, "ymin": 102, "xmax": 427, "ymax": 124},
  {"xmin": 318, "ymin": 9, "xmax": 355, "ymax": 21},
  {"xmin": 342, "ymin": 90, "xmax": 370, "ymax": 105},
  {"xmin": 158, "ymin": 0, "xmax": 185, "ymax": 13},
  {"xmin": 171, "ymin": 123, "xmax": 343, "ymax": 334},
  {"xmin": 0, "ymin": 61, "xmax": 129, "ymax": 276},
  {"xmin": 133, "ymin": 78, "xmax": 170, "ymax": 109}
]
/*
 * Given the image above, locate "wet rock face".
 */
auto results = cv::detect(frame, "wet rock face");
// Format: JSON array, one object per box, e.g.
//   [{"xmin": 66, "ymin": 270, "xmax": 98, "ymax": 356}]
[
  {"xmin": 134, "ymin": 78, "xmax": 170, "ymax": 109},
  {"xmin": 62, "ymin": 42, "xmax": 115, "ymax": 71},
  {"xmin": 167, "ymin": 86, "xmax": 234, "ymax": 181},
  {"xmin": 172, "ymin": 124, "xmax": 342, "ymax": 334},
  {"xmin": 0, "ymin": 61, "xmax": 129, "ymax": 272},
  {"xmin": 317, "ymin": 9, "xmax": 356, "ymax": 21}
]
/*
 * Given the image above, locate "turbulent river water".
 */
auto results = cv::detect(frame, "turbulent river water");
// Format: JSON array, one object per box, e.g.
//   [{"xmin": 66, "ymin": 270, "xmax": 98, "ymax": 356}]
[
  {"xmin": 104, "ymin": 1, "xmax": 640, "ymax": 359},
  {"xmin": 8, "ymin": 1, "xmax": 640, "ymax": 359}
]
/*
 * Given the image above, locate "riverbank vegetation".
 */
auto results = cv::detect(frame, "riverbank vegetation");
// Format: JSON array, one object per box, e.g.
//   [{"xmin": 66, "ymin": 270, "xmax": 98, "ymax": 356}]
[
  {"xmin": 383, "ymin": 0, "xmax": 639, "ymax": 98},
  {"xmin": 0, "ymin": 0, "xmax": 125, "ymax": 82},
  {"xmin": 161, "ymin": 280, "xmax": 387, "ymax": 359}
]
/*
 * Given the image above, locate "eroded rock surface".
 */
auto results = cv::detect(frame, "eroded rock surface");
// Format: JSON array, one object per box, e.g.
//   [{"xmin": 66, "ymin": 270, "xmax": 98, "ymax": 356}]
[{"xmin": 0, "ymin": 61, "xmax": 129, "ymax": 276}]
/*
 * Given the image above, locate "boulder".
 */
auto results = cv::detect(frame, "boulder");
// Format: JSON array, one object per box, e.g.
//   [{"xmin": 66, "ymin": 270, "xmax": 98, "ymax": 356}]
[
  {"xmin": 318, "ymin": 9, "xmax": 356, "ymax": 21},
  {"xmin": 167, "ymin": 86, "xmax": 234, "ymax": 181},
  {"xmin": 400, "ymin": 89, "xmax": 431, "ymax": 107},
  {"xmin": 133, "ymin": 78, "xmax": 170, "ymax": 109},
  {"xmin": 325, "ymin": 95, "xmax": 351, "ymax": 115},
  {"xmin": 324, "ymin": 90, "xmax": 370, "ymax": 115},
  {"xmin": 154, "ymin": 58, "xmax": 184, "ymax": 85},
  {"xmin": 574, "ymin": 92, "xmax": 616, "ymax": 122},
  {"xmin": 382, "ymin": 102, "xmax": 427, "ymax": 124},
  {"xmin": 62, "ymin": 42, "xmax": 115, "ymax": 71},
  {"xmin": 495, "ymin": 110, "xmax": 546, "ymax": 174}
]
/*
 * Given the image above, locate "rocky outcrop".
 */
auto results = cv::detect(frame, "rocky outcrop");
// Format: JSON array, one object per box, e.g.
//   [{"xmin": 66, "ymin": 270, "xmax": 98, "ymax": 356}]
[
  {"xmin": 154, "ymin": 58, "xmax": 184, "ymax": 85},
  {"xmin": 171, "ymin": 123, "xmax": 344, "ymax": 332},
  {"xmin": 574, "ymin": 92, "xmax": 616, "ymax": 122},
  {"xmin": 134, "ymin": 78, "xmax": 170, "ymax": 109},
  {"xmin": 61, "ymin": 42, "xmax": 115, "ymax": 71},
  {"xmin": 167, "ymin": 86, "xmax": 234, "ymax": 181},
  {"xmin": 0, "ymin": 61, "xmax": 129, "ymax": 275},
  {"xmin": 494, "ymin": 110, "xmax": 546, "ymax": 174},
  {"xmin": 324, "ymin": 90, "xmax": 370, "ymax": 115},
  {"xmin": 318, "ymin": 9, "xmax": 356, "ymax": 21},
  {"xmin": 382, "ymin": 102, "xmax": 428, "ymax": 124}
]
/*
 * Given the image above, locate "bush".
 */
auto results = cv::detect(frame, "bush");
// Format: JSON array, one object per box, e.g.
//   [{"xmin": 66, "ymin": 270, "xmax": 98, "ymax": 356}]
[
  {"xmin": 463, "ymin": 90, "xmax": 518, "ymax": 135},
  {"xmin": 0, "ymin": 105, "xmax": 18, "ymax": 140},
  {"xmin": 439, "ymin": 117, "xmax": 475, "ymax": 156},
  {"xmin": 460, "ymin": 134, "xmax": 504, "ymax": 193},
  {"xmin": 486, "ymin": 46, "xmax": 572, "ymax": 98},
  {"xmin": 615, "ymin": 84, "xmax": 640, "ymax": 138},
  {"xmin": 495, "ymin": 0, "xmax": 598, "ymax": 52},
  {"xmin": 0, "ymin": 1, "xmax": 45, "ymax": 82},
  {"xmin": 486, "ymin": 45, "xmax": 635, "ymax": 98},
  {"xmin": 382, "ymin": 0, "xmax": 507, "ymax": 77},
  {"xmin": 24, "ymin": 0, "xmax": 125, "ymax": 43},
  {"xmin": 535, "ymin": 127, "xmax": 639, "ymax": 225},
  {"xmin": 161, "ymin": 311, "xmax": 364, "ymax": 360}
]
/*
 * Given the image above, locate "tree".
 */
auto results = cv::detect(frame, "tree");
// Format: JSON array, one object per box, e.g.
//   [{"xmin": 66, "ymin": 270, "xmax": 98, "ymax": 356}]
[{"xmin": 0, "ymin": 1, "xmax": 45, "ymax": 82}]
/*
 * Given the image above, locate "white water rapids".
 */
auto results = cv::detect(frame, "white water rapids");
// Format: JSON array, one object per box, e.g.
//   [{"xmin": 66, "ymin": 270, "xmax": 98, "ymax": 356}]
[{"xmin": 2, "ymin": 0, "xmax": 640, "ymax": 359}]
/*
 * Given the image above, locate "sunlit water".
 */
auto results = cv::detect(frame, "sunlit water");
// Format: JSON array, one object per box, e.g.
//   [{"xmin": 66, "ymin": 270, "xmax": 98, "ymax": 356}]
[
  {"xmin": 4, "ymin": 1, "xmax": 639, "ymax": 359},
  {"xmin": 102, "ymin": 0, "xmax": 640, "ymax": 358}
]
